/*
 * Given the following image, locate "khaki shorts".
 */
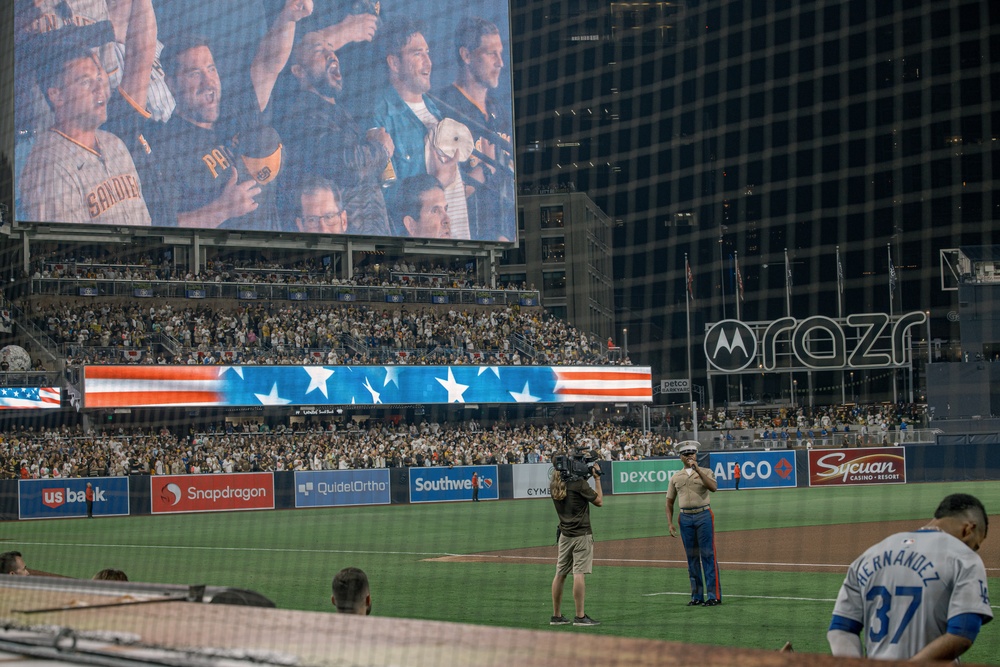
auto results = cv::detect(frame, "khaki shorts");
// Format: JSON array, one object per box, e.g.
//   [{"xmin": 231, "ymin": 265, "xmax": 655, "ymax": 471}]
[{"xmin": 556, "ymin": 533, "xmax": 594, "ymax": 575}]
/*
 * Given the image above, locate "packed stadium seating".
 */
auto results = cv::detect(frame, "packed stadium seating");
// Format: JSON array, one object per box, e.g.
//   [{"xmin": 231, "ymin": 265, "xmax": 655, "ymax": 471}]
[{"xmin": 1, "ymin": 419, "xmax": 664, "ymax": 480}]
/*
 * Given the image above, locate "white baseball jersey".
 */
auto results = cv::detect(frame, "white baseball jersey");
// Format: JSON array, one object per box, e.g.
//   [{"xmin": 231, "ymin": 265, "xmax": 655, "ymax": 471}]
[
  {"xmin": 17, "ymin": 0, "xmax": 116, "ymax": 134},
  {"xmin": 832, "ymin": 529, "xmax": 992, "ymax": 660},
  {"xmin": 20, "ymin": 129, "xmax": 152, "ymax": 226}
]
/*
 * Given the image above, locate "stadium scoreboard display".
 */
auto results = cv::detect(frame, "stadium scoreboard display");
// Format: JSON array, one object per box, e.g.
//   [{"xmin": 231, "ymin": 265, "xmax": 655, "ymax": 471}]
[
  {"xmin": 82, "ymin": 365, "xmax": 654, "ymax": 408},
  {"xmin": 12, "ymin": 0, "xmax": 516, "ymax": 244}
]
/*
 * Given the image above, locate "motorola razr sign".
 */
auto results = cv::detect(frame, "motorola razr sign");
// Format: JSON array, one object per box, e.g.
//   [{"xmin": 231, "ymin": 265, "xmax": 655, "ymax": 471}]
[{"xmin": 704, "ymin": 312, "xmax": 928, "ymax": 372}]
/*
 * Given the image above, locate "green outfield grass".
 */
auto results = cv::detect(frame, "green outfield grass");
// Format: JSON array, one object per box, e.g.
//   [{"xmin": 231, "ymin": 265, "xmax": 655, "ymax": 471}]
[{"xmin": 3, "ymin": 480, "xmax": 998, "ymax": 662}]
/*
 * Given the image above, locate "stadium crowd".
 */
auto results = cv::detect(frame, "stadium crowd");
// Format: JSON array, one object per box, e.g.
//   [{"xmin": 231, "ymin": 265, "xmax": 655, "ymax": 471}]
[
  {"xmin": 30, "ymin": 253, "xmax": 530, "ymax": 292},
  {"xmin": 688, "ymin": 402, "xmax": 930, "ymax": 449},
  {"xmin": 35, "ymin": 300, "xmax": 616, "ymax": 367},
  {"xmin": 1, "ymin": 420, "xmax": 668, "ymax": 480}
]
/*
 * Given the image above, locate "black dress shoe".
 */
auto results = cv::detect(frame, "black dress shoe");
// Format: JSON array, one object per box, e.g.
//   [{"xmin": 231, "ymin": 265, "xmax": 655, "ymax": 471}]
[
  {"xmin": 686, "ymin": 599, "xmax": 702, "ymax": 606},
  {"xmin": 704, "ymin": 599, "xmax": 721, "ymax": 607}
]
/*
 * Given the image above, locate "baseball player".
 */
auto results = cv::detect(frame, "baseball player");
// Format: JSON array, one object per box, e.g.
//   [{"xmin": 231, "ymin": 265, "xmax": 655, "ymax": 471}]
[
  {"xmin": 828, "ymin": 493, "xmax": 992, "ymax": 661},
  {"xmin": 665, "ymin": 442, "xmax": 722, "ymax": 606}
]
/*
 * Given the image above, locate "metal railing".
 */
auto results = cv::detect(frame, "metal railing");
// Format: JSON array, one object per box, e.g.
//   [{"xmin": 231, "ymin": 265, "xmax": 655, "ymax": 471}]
[
  {"xmin": 0, "ymin": 370, "xmax": 63, "ymax": 387},
  {"xmin": 4, "ymin": 300, "xmax": 61, "ymax": 363},
  {"xmin": 30, "ymin": 278, "xmax": 541, "ymax": 307},
  {"xmin": 680, "ymin": 428, "xmax": 942, "ymax": 451}
]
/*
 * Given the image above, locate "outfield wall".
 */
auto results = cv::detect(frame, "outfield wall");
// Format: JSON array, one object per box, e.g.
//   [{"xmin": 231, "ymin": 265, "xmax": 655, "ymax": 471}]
[{"xmin": 3, "ymin": 443, "xmax": 1000, "ymax": 521}]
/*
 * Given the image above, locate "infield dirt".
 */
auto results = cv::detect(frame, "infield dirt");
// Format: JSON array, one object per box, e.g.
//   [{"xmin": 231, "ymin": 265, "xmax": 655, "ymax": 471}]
[{"xmin": 433, "ymin": 519, "xmax": 1000, "ymax": 573}]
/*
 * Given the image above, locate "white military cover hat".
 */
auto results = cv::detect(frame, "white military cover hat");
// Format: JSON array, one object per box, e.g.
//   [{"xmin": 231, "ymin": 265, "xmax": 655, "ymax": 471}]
[{"xmin": 676, "ymin": 441, "xmax": 699, "ymax": 455}]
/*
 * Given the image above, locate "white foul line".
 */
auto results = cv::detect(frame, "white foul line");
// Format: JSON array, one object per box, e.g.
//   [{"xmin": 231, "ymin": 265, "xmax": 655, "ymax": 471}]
[
  {"xmin": 642, "ymin": 591, "xmax": 1000, "ymax": 610},
  {"xmin": 12, "ymin": 541, "xmax": 1000, "ymax": 576},
  {"xmin": 643, "ymin": 590, "xmax": 837, "ymax": 603},
  {"xmin": 10, "ymin": 541, "xmax": 455, "ymax": 558}
]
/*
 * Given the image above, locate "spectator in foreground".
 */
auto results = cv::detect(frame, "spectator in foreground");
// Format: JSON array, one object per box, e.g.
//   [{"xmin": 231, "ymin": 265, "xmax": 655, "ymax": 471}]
[
  {"xmin": 332, "ymin": 566, "xmax": 371, "ymax": 615},
  {"xmin": 1, "ymin": 551, "xmax": 29, "ymax": 575},
  {"xmin": 93, "ymin": 568, "xmax": 129, "ymax": 581}
]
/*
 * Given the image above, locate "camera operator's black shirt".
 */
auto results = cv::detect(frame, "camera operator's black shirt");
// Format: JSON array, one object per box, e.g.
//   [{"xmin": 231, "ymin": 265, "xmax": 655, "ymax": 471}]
[{"xmin": 553, "ymin": 479, "xmax": 598, "ymax": 537}]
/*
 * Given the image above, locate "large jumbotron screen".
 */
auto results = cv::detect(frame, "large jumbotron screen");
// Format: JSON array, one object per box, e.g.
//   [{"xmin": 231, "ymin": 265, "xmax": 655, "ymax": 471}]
[
  {"xmin": 12, "ymin": 0, "xmax": 516, "ymax": 243},
  {"xmin": 82, "ymin": 365, "xmax": 655, "ymax": 408}
]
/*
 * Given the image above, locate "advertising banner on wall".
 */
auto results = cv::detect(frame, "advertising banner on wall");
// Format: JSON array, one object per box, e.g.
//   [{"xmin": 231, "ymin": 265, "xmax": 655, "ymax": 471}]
[
  {"xmin": 512, "ymin": 463, "xmax": 555, "ymax": 499},
  {"xmin": 610, "ymin": 459, "xmax": 684, "ymax": 494},
  {"xmin": 294, "ymin": 470, "xmax": 391, "ymax": 508},
  {"xmin": 709, "ymin": 451, "xmax": 797, "ymax": 490},
  {"xmin": 512, "ymin": 463, "xmax": 599, "ymax": 499},
  {"xmin": 808, "ymin": 448, "xmax": 906, "ymax": 486},
  {"xmin": 84, "ymin": 365, "xmax": 653, "ymax": 408},
  {"xmin": 409, "ymin": 465, "xmax": 498, "ymax": 503},
  {"xmin": 151, "ymin": 473, "xmax": 274, "ymax": 514},
  {"xmin": 19, "ymin": 477, "xmax": 130, "ymax": 519}
]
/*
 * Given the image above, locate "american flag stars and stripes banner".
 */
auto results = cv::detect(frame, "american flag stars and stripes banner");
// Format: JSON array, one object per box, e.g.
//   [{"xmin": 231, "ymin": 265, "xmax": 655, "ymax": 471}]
[
  {"xmin": 0, "ymin": 386, "xmax": 61, "ymax": 409},
  {"xmin": 83, "ymin": 365, "xmax": 654, "ymax": 409}
]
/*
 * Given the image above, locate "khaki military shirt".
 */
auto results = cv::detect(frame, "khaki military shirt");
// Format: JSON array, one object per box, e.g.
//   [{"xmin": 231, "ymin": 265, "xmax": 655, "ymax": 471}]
[{"xmin": 666, "ymin": 466, "xmax": 715, "ymax": 510}]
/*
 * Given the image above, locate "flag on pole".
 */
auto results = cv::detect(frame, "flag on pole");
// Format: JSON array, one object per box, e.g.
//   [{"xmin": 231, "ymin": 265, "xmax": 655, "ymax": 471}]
[
  {"xmin": 686, "ymin": 257, "xmax": 694, "ymax": 301},
  {"xmin": 888, "ymin": 248, "xmax": 897, "ymax": 293},
  {"xmin": 785, "ymin": 251, "xmax": 793, "ymax": 288},
  {"xmin": 735, "ymin": 255, "xmax": 744, "ymax": 302},
  {"xmin": 836, "ymin": 247, "xmax": 844, "ymax": 296}
]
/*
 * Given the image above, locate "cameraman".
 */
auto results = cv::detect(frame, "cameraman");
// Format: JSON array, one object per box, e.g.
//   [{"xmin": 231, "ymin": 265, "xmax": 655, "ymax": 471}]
[{"xmin": 549, "ymin": 457, "xmax": 603, "ymax": 627}]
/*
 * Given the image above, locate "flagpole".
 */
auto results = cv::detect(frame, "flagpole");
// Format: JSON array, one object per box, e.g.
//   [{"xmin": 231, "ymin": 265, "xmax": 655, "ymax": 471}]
[
  {"xmin": 718, "ymin": 236, "xmax": 727, "ymax": 321},
  {"xmin": 784, "ymin": 248, "xmax": 793, "ymax": 408},
  {"xmin": 685, "ymin": 254, "xmax": 694, "ymax": 425},
  {"xmin": 888, "ymin": 243, "xmax": 897, "ymax": 403},
  {"xmin": 837, "ymin": 245, "xmax": 845, "ymax": 405},
  {"xmin": 735, "ymin": 250, "xmax": 743, "ymax": 404},
  {"xmin": 734, "ymin": 250, "xmax": 741, "ymax": 321},
  {"xmin": 887, "ymin": 243, "xmax": 894, "ymax": 317},
  {"xmin": 685, "ymin": 254, "xmax": 693, "ymax": 400},
  {"xmin": 784, "ymin": 248, "xmax": 792, "ymax": 318},
  {"xmin": 836, "ymin": 245, "xmax": 843, "ymax": 320}
]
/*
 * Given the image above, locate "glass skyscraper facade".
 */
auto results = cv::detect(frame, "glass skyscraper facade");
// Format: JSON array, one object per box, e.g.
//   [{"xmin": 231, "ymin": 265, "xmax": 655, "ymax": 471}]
[{"xmin": 510, "ymin": 0, "xmax": 1000, "ymax": 402}]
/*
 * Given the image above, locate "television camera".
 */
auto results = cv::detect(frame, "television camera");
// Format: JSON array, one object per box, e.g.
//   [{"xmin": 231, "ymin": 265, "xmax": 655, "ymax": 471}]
[{"xmin": 552, "ymin": 448, "xmax": 602, "ymax": 482}]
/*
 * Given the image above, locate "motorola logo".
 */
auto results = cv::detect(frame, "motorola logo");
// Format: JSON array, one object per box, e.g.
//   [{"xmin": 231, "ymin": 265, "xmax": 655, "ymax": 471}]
[{"xmin": 704, "ymin": 320, "xmax": 758, "ymax": 371}]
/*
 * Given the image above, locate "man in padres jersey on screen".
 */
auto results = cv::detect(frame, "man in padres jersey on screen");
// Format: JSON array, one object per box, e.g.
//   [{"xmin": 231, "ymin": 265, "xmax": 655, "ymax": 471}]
[{"xmin": 828, "ymin": 493, "xmax": 992, "ymax": 661}]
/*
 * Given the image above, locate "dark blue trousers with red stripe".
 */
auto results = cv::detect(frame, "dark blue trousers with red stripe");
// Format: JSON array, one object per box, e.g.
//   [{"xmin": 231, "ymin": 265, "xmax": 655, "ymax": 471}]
[{"xmin": 679, "ymin": 509, "xmax": 721, "ymax": 602}]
